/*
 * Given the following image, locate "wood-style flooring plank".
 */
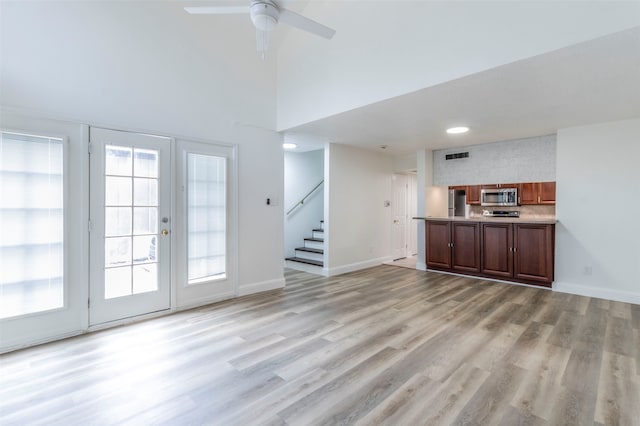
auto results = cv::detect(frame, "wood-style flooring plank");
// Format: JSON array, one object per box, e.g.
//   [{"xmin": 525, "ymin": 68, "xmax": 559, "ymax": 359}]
[{"xmin": 1, "ymin": 265, "xmax": 638, "ymax": 425}]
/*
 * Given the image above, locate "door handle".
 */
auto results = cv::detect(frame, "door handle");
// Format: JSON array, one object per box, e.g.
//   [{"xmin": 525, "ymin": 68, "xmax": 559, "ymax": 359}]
[{"xmin": 161, "ymin": 229, "xmax": 169, "ymax": 236}]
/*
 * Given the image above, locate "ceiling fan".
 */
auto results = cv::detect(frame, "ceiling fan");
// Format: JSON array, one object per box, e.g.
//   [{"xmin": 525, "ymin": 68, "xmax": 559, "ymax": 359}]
[{"xmin": 185, "ymin": 1, "xmax": 336, "ymax": 58}]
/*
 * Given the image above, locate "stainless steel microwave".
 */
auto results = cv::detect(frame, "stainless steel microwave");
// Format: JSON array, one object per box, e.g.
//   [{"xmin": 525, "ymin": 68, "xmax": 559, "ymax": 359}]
[{"xmin": 481, "ymin": 187, "xmax": 518, "ymax": 206}]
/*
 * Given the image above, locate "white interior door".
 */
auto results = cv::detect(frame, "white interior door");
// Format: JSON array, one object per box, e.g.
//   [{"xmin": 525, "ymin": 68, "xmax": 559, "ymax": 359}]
[
  {"xmin": 89, "ymin": 128, "xmax": 171, "ymax": 325},
  {"xmin": 392, "ymin": 174, "xmax": 408, "ymax": 260},
  {"xmin": 407, "ymin": 173, "xmax": 418, "ymax": 256}
]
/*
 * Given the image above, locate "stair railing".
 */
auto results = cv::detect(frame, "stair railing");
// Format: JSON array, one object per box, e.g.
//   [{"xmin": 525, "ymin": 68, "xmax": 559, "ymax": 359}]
[{"xmin": 286, "ymin": 180, "xmax": 324, "ymax": 216}]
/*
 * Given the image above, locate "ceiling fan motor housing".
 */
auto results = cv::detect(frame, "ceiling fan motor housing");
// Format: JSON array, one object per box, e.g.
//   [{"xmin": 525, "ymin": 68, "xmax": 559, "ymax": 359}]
[{"xmin": 250, "ymin": 1, "xmax": 279, "ymax": 32}]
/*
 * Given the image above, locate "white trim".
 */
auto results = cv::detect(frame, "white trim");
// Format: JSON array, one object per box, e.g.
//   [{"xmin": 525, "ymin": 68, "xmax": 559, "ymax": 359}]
[
  {"xmin": 554, "ymin": 282, "xmax": 640, "ymax": 305},
  {"xmin": 326, "ymin": 256, "xmax": 394, "ymax": 277},
  {"xmin": 237, "ymin": 278, "xmax": 285, "ymax": 296},
  {"xmin": 0, "ymin": 330, "xmax": 85, "ymax": 355},
  {"xmin": 416, "ymin": 261, "xmax": 427, "ymax": 271},
  {"xmin": 87, "ymin": 309, "xmax": 172, "ymax": 332}
]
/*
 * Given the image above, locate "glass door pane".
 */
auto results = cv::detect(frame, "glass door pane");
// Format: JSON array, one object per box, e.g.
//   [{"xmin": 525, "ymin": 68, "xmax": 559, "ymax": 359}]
[
  {"xmin": 104, "ymin": 145, "xmax": 159, "ymax": 299},
  {"xmin": 187, "ymin": 153, "xmax": 226, "ymax": 284}
]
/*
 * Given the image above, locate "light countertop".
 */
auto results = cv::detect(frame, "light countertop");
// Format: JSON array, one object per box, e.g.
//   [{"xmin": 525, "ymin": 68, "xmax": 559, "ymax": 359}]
[{"xmin": 413, "ymin": 216, "xmax": 557, "ymax": 225}]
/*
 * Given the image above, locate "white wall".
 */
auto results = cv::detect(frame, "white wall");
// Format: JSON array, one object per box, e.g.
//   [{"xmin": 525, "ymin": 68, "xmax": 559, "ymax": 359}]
[
  {"xmin": 284, "ymin": 150, "xmax": 324, "ymax": 257},
  {"xmin": 326, "ymin": 144, "xmax": 393, "ymax": 274},
  {"xmin": 555, "ymin": 118, "xmax": 640, "ymax": 304},
  {"xmin": 433, "ymin": 134, "xmax": 557, "ymax": 185},
  {"xmin": 0, "ymin": 1, "xmax": 285, "ymax": 331},
  {"xmin": 277, "ymin": 1, "xmax": 640, "ymax": 129},
  {"xmin": 1, "ymin": 1, "xmax": 277, "ymax": 140},
  {"xmin": 426, "ymin": 187, "xmax": 449, "ymax": 218},
  {"xmin": 392, "ymin": 152, "xmax": 417, "ymax": 173}
]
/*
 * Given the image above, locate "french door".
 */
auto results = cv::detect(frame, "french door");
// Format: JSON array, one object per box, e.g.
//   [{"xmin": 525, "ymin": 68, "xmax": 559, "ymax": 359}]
[{"xmin": 89, "ymin": 128, "xmax": 171, "ymax": 325}]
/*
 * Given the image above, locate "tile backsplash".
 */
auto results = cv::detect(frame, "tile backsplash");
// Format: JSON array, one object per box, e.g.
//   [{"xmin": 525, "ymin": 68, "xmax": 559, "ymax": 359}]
[{"xmin": 468, "ymin": 205, "xmax": 556, "ymax": 219}]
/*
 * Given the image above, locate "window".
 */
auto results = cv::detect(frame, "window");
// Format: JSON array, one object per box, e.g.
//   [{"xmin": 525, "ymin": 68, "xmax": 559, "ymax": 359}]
[
  {"xmin": 0, "ymin": 132, "xmax": 64, "ymax": 318},
  {"xmin": 187, "ymin": 153, "xmax": 226, "ymax": 284},
  {"xmin": 103, "ymin": 145, "xmax": 159, "ymax": 299}
]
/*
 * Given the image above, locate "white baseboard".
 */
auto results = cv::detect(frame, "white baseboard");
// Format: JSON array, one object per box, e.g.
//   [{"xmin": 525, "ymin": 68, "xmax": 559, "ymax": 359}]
[
  {"xmin": 0, "ymin": 329, "xmax": 84, "ymax": 354},
  {"xmin": 326, "ymin": 256, "xmax": 394, "ymax": 277},
  {"xmin": 554, "ymin": 281, "xmax": 640, "ymax": 305},
  {"xmin": 237, "ymin": 277, "xmax": 285, "ymax": 296}
]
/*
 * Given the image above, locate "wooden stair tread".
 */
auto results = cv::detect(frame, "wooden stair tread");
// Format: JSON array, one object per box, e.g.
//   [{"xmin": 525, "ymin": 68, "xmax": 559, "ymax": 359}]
[
  {"xmin": 295, "ymin": 247, "xmax": 324, "ymax": 254},
  {"xmin": 285, "ymin": 257, "xmax": 323, "ymax": 267}
]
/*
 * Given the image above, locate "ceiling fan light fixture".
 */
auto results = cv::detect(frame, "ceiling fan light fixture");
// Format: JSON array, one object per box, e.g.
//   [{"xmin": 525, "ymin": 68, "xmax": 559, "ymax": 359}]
[
  {"xmin": 250, "ymin": 2, "xmax": 279, "ymax": 32},
  {"xmin": 252, "ymin": 14, "xmax": 277, "ymax": 31}
]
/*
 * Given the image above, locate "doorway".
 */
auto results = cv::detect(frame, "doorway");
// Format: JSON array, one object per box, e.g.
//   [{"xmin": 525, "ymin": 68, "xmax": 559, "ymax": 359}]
[
  {"xmin": 88, "ymin": 128, "xmax": 172, "ymax": 325},
  {"xmin": 391, "ymin": 173, "xmax": 418, "ymax": 261}
]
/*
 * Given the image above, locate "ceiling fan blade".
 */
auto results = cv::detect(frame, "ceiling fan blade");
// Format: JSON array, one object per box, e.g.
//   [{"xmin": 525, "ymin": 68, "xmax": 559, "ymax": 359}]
[
  {"xmin": 184, "ymin": 6, "xmax": 248, "ymax": 15},
  {"xmin": 279, "ymin": 9, "xmax": 335, "ymax": 39}
]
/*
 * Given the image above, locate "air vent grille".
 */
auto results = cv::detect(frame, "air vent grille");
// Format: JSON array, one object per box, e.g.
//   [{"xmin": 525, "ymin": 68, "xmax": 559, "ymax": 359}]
[{"xmin": 445, "ymin": 152, "xmax": 469, "ymax": 160}]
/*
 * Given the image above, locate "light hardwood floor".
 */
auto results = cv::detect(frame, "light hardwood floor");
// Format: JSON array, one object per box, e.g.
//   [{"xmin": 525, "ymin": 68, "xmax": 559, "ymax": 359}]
[{"xmin": 1, "ymin": 266, "xmax": 639, "ymax": 425}]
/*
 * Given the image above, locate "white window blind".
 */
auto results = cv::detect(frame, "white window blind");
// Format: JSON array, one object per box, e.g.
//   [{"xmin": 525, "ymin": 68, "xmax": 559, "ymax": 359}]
[
  {"xmin": 0, "ymin": 132, "xmax": 64, "ymax": 318},
  {"xmin": 187, "ymin": 153, "xmax": 226, "ymax": 284}
]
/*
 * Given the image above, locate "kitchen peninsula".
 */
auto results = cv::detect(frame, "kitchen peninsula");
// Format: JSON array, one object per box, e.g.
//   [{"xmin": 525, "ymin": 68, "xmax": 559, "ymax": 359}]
[{"xmin": 414, "ymin": 216, "xmax": 556, "ymax": 287}]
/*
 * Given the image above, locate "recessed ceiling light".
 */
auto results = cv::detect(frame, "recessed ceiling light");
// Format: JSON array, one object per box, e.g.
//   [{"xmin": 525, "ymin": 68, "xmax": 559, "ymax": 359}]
[
  {"xmin": 282, "ymin": 143, "xmax": 297, "ymax": 149},
  {"xmin": 446, "ymin": 126, "xmax": 469, "ymax": 134}
]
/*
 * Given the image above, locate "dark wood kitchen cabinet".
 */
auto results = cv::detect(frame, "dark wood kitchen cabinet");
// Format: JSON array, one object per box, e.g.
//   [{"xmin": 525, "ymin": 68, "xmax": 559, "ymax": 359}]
[
  {"xmin": 425, "ymin": 221, "xmax": 451, "ymax": 269},
  {"xmin": 538, "ymin": 182, "xmax": 556, "ymax": 204},
  {"xmin": 481, "ymin": 222, "xmax": 514, "ymax": 279},
  {"xmin": 425, "ymin": 220, "xmax": 480, "ymax": 273},
  {"xmin": 481, "ymin": 222, "xmax": 555, "ymax": 286},
  {"xmin": 513, "ymin": 223, "xmax": 555, "ymax": 284},
  {"xmin": 520, "ymin": 182, "xmax": 556, "ymax": 205},
  {"xmin": 466, "ymin": 185, "xmax": 481, "ymax": 205}
]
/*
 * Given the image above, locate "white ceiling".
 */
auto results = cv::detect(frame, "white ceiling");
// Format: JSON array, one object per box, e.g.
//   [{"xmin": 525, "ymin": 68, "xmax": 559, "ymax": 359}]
[{"xmin": 282, "ymin": 26, "xmax": 640, "ymax": 155}]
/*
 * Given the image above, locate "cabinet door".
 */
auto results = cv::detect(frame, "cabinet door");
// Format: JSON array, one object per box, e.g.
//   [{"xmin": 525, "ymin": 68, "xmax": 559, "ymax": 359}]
[
  {"xmin": 481, "ymin": 223, "xmax": 513, "ymax": 278},
  {"xmin": 466, "ymin": 185, "xmax": 481, "ymax": 205},
  {"xmin": 425, "ymin": 221, "xmax": 451, "ymax": 270},
  {"xmin": 482, "ymin": 184, "xmax": 499, "ymax": 189},
  {"xmin": 519, "ymin": 182, "xmax": 539, "ymax": 205},
  {"xmin": 539, "ymin": 182, "xmax": 556, "ymax": 204},
  {"xmin": 514, "ymin": 224, "xmax": 554, "ymax": 285},
  {"xmin": 451, "ymin": 222, "xmax": 480, "ymax": 273}
]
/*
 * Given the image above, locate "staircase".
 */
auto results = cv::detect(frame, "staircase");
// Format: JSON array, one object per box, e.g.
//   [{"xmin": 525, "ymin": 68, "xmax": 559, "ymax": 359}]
[{"xmin": 285, "ymin": 221, "xmax": 324, "ymax": 268}]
